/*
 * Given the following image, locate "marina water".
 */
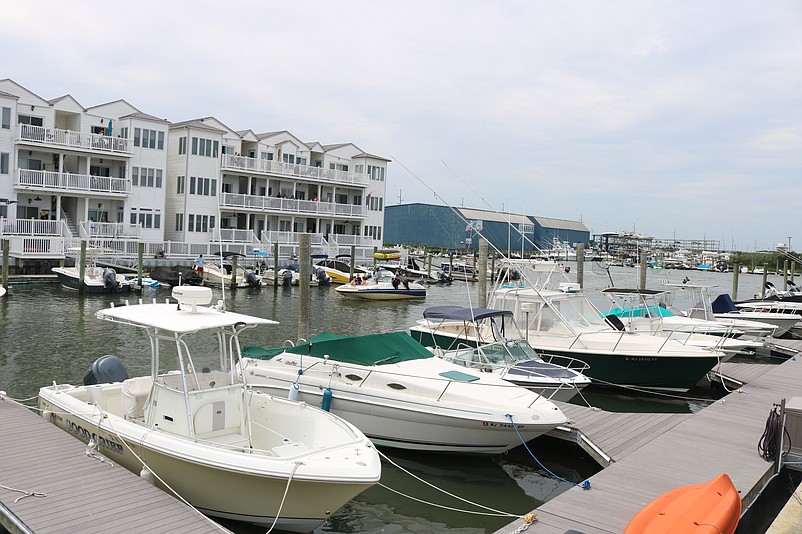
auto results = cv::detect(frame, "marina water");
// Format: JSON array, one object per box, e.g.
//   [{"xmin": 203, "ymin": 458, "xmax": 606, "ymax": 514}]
[{"xmin": 0, "ymin": 265, "xmax": 778, "ymax": 533}]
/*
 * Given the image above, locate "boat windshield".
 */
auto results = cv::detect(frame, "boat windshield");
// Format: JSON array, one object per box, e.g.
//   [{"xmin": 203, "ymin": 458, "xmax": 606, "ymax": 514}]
[
  {"xmin": 476, "ymin": 340, "xmax": 538, "ymax": 365},
  {"xmin": 547, "ymin": 294, "xmax": 610, "ymax": 333}
]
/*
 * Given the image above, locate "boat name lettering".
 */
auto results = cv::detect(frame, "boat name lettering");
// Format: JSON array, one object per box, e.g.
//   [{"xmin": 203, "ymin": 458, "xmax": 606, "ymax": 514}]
[
  {"xmin": 64, "ymin": 420, "xmax": 124, "ymax": 455},
  {"xmin": 625, "ymin": 357, "xmax": 659, "ymax": 362}
]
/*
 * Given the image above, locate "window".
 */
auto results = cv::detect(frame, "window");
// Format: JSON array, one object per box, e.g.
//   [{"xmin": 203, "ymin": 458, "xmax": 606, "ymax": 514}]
[
  {"xmin": 175, "ymin": 213, "xmax": 183, "ymax": 231},
  {"xmin": 188, "ymin": 214, "xmax": 195, "ymax": 232},
  {"xmin": 0, "ymin": 152, "xmax": 8, "ymax": 174},
  {"xmin": 129, "ymin": 207, "xmax": 161, "ymax": 229},
  {"xmin": 335, "ymin": 194, "xmax": 348, "ymax": 204},
  {"xmin": 177, "ymin": 175, "xmax": 185, "ymax": 194},
  {"xmin": 189, "ymin": 177, "xmax": 216, "ymax": 196},
  {"xmin": 368, "ymin": 165, "xmax": 385, "ymax": 181},
  {"xmin": 191, "ymin": 137, "xmax": 218, "ymax": 157},
  {"xmin": 120, "ymin": 127, "xmax": 128, "ymax": 140},
  {"xmin": 157, "ymin": 131, "xmax": 164, "ymax": 150},
  {"xmin": 355, "ymin": 164, "xmax": 364, "ymax": 174},
  {"xmin": 1, "ymin": 107, "xmax": 10, "ymax": 129},
  {"xmin": 17, "ymin": 115, "xmax": 43, "ymax": 126},
  {"xmin": 132, "ymin": 167, "xmax": 163, "ymax": 188},
  {"xmin": 190, "ymin": 176, "xmax": 196, "ymax": 194},
  {"xmin": 178, "ymin": 137, "xmax": 186, "ymax": 155},
  {"xmin": 134, "ymin": 128, "xmax": 141, "ymax": 147},
  {"xmin": 297, "ymin": 156, "xmax": 307, "ymax": 166},
  {"xmin": 283, "ymin": 154, "xmax": 295, "ymax": 164}
]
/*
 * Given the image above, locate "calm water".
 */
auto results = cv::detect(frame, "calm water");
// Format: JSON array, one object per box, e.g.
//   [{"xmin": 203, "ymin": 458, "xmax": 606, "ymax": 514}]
[{"xmin": 0, "ymin": 264, "xmax": 779, "ymax": 533}]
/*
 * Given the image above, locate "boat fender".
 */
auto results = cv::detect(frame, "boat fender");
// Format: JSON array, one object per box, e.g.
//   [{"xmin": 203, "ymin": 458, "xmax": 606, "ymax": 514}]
[
  {"xmin": 41, "ymin": 409, "xmax": 52, "ymax": 421},
  {"xmin": 288, "ymin": 382, "xmax": 300, "ymax": 401},
  {"xmin": 139, "ymin": 466, "xmax": 155, "ymax": 485},
  {"xmin": 321, "ymin": 387, "xmax": 333, "ymax": 412},
  {"xmin": 289, "ymin": 369, "xmax": 303, "ymax": 401}
]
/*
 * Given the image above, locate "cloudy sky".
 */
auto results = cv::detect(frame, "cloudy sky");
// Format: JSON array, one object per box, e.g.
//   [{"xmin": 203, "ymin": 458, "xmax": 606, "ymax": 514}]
[{"xmin": 5, "ymin": 1, "xmax": 801, "ymax": 251}]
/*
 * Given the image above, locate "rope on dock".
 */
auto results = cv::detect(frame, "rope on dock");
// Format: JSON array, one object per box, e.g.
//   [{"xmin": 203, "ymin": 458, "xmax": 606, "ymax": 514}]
[
  {"xmin": 507, "ymin": 414, "xmax": 591, "ymax": 490},
  {"xmin": 0, "ymin": 483, "xmax": 47, "ymax": 503},
  {"xmin": 375, "ymin": 448, "xmax": 524, "ymax": 518}
]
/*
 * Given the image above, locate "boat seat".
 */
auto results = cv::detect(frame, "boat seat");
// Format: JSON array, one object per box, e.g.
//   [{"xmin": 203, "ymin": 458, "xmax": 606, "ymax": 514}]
[{"xmin": 121, "ymin": 376, "xmax": 153, "ymax": 420}]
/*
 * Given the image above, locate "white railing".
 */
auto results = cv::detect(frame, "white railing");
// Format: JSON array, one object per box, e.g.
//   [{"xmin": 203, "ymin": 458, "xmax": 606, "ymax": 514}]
[
  {"xmin": 80, "ymin": 221, "xmax": 141, "ymax": 239},
  {"xmin": 221, "ymin": 154, "xmax": 369, "ymax": 186},
  {"xmin": 5, "ymin": 236, "xmax": 65, "ymax": 257},
  {"xmin": 16, "ymin": 169, "xmax": 131, "ymax": 195},
  {"xmin": 18, "ymin": 124, "xmax": 132, "ymax": 154},
  {"xmin": 220, "ymin": 192, "xmax": 367, "ymax": 218},
  {"xmin": 212, "ymin": 227, "xmax": 259, "ymax": 243},
  {"xmin": 0, "ymin": 218, "xmax": 66, "ymax": 236}
]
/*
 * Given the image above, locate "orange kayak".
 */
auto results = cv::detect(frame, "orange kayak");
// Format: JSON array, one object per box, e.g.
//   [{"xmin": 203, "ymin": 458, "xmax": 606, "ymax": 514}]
[{"xmin": 624, "ymin": 473, "xmax": 741, "ymax": 534}]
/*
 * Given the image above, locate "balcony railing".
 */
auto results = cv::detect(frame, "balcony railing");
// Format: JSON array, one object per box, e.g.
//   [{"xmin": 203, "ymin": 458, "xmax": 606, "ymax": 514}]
[
  {"xmin": 16, "ymin": 169, "xmax": 131, "ymax": 195},
  {"xmin": 221, "ymin": 154, "xmax": 369, "ymax": 186},
  {"xmin": 79, "ymin": 221, "xmax": 142, "ymax": 239},
  {"xmin": 220, "ymin": 192, "xmax": 367, "ymax": 218},
  {"xmin": 18, "ymin": 124, "xmax": 132, "ymax": 154},
  {"xmin": 1, "ymin": 218, "xmax": 66, "ymax": 236}
]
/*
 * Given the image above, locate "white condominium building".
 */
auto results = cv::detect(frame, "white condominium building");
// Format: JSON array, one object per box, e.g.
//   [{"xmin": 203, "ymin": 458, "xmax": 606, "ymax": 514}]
[{"xmin": 0, "ymin": 79, "xmax": 388, "ymax": 269}]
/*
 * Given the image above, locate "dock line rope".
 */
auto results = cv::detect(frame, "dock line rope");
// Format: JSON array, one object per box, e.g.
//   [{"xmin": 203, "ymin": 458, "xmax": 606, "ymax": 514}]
[
  {"xmin": 506, "ymin": 414, "xmax": 591, "ymax": 490},
  {"xmin": 758, "ymin": 403, "xmax": 790, "ymax": 462},
  {"xmin": 376, "ymin": 448, "xmax": 523, "ymax": 518},
  {"xmin": 0, "ymin": 483, "xmax": 47, "ymax": 503}
]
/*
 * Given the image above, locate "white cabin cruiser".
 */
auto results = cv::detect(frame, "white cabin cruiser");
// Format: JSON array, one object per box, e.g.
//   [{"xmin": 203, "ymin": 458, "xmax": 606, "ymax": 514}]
[
  {"xmin": 38, "ymin": 286, "xmax": 380, "ymax": 533},
  {"xmin": 409, "ymin": 305, "xmax": 591, "ymax": 402},
  {"xmin": 240, "ymin": 331, "xmax": 567, "ymax": 454},
  {"xmin": 489, "ymin": 264, "xmax": 725, "ymax": 392}
]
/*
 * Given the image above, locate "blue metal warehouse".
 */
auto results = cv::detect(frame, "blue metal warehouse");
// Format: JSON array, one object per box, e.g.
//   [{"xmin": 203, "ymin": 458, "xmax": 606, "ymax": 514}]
[{"xmin": 384, "ymin": 203, "xmax": 590, "ymax": 253}]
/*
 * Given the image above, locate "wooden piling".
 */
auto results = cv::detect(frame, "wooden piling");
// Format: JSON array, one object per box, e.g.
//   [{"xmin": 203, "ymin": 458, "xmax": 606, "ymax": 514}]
[
  {"xmin": 273, "ymin": 241, "xmax": 279, "ymax": 287},
  {"xmin": 639, "ymin": 251, "xmax": 647, "ymax": 289},
  {"xmin": 298, "ymin": 234, "xmax": 311, "ymax": 341},
  {"xmin": 79, "ymin": 240, "xmax": 87, "ymax": 295},
  {"xmin": 732, "ymin": 262, "xmax": 740, "ymax": 301},
  {"xmin": 576, "ymin": 243, "xmax": 584, "ymax": 289},
  {"xmin": 2, "ymin": 239, "xmax": 8, "ymax": 290}
]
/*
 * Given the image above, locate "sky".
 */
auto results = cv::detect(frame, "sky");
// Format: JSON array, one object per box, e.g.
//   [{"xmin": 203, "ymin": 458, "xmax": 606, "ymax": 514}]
[{"xmin": 4, "ymin": 1, "xmax": 801, "ymax": 252}]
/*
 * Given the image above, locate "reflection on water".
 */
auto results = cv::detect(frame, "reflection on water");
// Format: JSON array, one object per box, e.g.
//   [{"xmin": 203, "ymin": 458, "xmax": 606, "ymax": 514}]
[{"xmin": 0, "ymin": 266, "xmax": 777, "ymax": 533}]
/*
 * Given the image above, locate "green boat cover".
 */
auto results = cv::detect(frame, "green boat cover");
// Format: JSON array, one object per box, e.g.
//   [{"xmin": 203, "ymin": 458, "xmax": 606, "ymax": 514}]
[{"xmin": 242, "ymin": 331, "xmax": 435, "ymax": 366}]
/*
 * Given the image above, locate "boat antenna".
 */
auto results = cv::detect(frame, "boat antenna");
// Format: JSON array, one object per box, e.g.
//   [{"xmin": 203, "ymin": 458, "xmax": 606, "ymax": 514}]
[
  {"xmin": 442, "ymin": 161, "xmax": 547, "ymax": 256},
  {"xmin": 393, "ymin": 157, "xmax": 535, "ymax": 293}
]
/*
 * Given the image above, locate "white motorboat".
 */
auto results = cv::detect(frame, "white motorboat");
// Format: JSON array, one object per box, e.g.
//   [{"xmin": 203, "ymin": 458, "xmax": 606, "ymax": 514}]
[
  {"xmin": 376, "ymin": 252, "xmax": 450, "ymax": 283},
  {"xmin": 52, "ymin": 264, "xmax": 132, "ymax": 293},
  {"xmin": 335, "ymin": 269, "xmax": 426, "ymax": 300},
  {"xmin": 660, "ymin": 282, "xmax": 784, "ymax": 338},
  {"xmin": 314, "ymin": 255, "xmax": 371, "ymax": 284},
  {"xmin": 240, "ymin": 330, "xmax": 567, "ymax": 454},
  {"xmin": 488, "ymin": 264, "xmax": 725, "ymax": 392},
  {"xmin": 38, "ymin": 286, "xmax": 380, "ymax": 533},
  {"xmin": 409, "ymin": 305, "xmax": 591, "ymax": 402},
  {"xmin": 712, "ymin": 293, "xmax": 800, "ymax": 337},
  {"xmin": 202, "ymin": 253, "xmax": 262, "ymax": 288},
  {"xmin": 601, "ymin": 288, "xmax": 764, "ymax": 358}
]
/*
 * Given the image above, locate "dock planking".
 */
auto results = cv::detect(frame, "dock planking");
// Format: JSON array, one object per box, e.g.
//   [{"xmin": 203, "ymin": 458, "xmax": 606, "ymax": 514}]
[
  {"xmin": 499, "ymin": 357, "xmax": 802, "ymax": 533},
  {"xmin": 0, "ymin": 396, "xmax": 228, "ymax": 534}
]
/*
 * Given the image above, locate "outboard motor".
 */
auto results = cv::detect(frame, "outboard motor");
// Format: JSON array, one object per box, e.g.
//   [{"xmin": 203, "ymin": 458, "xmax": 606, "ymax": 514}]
[
  {"xmin": 103, "ymin": 268, "xmax": 119, "ymax": 291},
  {"xmin": 83, "ymin": 355, "xmax": 129, "ymax": 385},
  {"xmin": 244, "ymin": 269, "xmax": 261, "ymax": 287},
  {"xmin": 316, "ymin": 268, "xmax": 331, "ymax": 285},
  {"xmin": 281, "ymin": 269, "xmax": 294, "ymax": 287}
]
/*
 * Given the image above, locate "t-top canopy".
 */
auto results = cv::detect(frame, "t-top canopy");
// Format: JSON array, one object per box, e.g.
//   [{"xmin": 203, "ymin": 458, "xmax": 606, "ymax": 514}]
[{"xmin": 422, "ymin": 306, "xmax": 514, "ymax": 322}]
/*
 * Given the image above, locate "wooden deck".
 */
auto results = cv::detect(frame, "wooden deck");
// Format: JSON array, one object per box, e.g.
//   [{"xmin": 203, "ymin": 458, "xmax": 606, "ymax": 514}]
[
  {"xmin": 497, "ymin": 355, "xmax": 802, "ymax": 533},
  {"xmin": 0, "ymin": 396, "xmax": 228, "ymax": 534}
]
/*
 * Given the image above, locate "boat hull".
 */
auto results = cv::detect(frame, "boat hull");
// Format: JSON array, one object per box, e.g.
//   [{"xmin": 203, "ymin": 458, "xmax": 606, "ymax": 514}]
[
  {"xmin": 52, "ymin": 267, "xmax": 132, "ymax": 293},
  {"xmin": 244, "ymin": 378, "xmax": 558, "ymax": 454},
  {"xmin": 624, "ymin": 473, "xmax": 741, "ymax": 534},
  {"xmin": 526, "ymin": 340, "xmax": 719, "ymax": 391},
  {"xmin": 336, "ymin": 286, "xmax": 426, "ymax": 300},
  {"xmin": 39, "ymin": 386, "xmax": 377, "ymax": 532}
]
